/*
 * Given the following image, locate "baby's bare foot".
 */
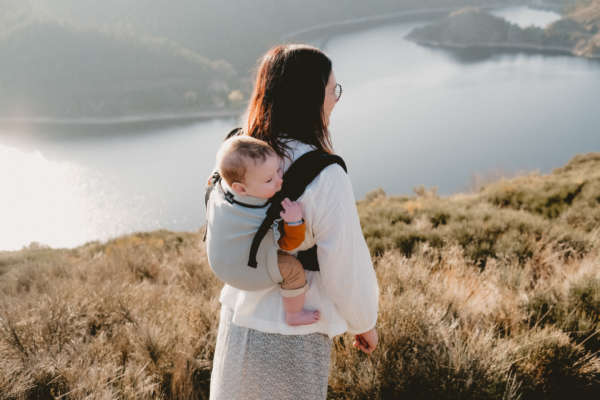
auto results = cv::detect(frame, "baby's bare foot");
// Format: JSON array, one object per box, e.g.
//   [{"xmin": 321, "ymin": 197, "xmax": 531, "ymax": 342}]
[{"xmin": 285, "ymin": 310, "xmax": 320, "ymax": 326}]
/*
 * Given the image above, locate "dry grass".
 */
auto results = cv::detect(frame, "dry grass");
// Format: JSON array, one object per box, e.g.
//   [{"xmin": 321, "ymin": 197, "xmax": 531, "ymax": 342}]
[
  {"xmin": 570, "ymin": 0, "xmax": 600, "ymax": 28},
  {"xmin": 1, "ymin": 153, "xmax": 600, "ymax": 399},
  {"xmin": 328, "ymin": 245, "xmax": 600, "ymax": 399},
  {"xmin": 0, "ymin": 231, "xmax": 221, "ymax": 399},
  {"xmin": 568, "ymin": 0, "xmax": 600, "ymax": 56}
]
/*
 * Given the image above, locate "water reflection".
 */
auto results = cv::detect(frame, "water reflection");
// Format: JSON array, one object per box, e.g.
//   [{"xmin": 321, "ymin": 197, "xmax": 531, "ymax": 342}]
[
  {"xmin": 427, "ymin": 46, "xmax": 600, "ymax": 65},
  {"xmin": 1, "ymin": 118, "xmax": 236, "ymax": 250},
  {"xmin": 490, "ymin": 6, "xmax": 562, "ymax": 28},
  {"xmin": 1, "ymin": 144, "xmax": 111, "ymax": 250}
]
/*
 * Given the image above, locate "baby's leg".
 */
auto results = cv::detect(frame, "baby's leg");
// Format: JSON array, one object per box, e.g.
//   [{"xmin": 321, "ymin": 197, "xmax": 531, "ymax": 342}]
[{"xmin": 277, "ymin": 252, "xmax": 320, "ymax": 326}]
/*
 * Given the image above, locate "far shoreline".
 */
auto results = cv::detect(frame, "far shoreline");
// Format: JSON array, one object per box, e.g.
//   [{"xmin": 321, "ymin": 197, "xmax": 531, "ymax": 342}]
[
  {"xmin": 0, "ymin": 108, "xmax": 243, "ymax": 128},
  {"xmin": 407, "ymin": 38, "xmax": 600, "ymax": 60},
  {"xmin": 0, "ymin": 2, "xmax": 565, "ymax": 128}
]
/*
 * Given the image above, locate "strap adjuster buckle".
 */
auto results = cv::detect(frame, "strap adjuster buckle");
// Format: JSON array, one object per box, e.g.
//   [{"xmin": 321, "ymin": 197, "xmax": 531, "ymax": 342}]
[
  {"xmin": 224, "ymin": 191, "xmax": 235, "ymax": 204},
  {"xmin": 210, "ymin": 171, "xmax": 220, "ymax": 185}
]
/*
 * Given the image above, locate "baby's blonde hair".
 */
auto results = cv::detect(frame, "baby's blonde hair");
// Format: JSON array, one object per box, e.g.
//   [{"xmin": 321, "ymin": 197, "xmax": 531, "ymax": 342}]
[{"xmin": 216, "ymin": 136, "xmax": 275, "ymax": 185}]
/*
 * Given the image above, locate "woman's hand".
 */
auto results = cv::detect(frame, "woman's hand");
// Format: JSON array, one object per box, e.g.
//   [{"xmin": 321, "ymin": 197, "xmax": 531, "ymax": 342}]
[
  {"xmin": 280, "ymin": 198, "xmax": 303, "ymax": 223},
  {"xmin": 353, "ymin": 328, "xmax": 378, "ymax": 354}
]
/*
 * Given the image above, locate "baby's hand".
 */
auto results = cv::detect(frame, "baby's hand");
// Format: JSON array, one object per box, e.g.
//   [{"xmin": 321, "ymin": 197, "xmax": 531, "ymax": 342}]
[{"xmin": 280, "ymin": 198, "xmax": 303, "ymax": 223}]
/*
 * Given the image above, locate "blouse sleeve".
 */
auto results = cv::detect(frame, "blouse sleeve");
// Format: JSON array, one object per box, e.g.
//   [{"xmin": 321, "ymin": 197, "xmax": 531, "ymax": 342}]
[{"xmin": 304, "ymin": 164, "xmax": 379, "ymax": 334}]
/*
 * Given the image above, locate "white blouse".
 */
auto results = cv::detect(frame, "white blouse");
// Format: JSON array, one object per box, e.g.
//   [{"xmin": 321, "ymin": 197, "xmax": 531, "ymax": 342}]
[{"xmin": 218, "ymin": 140, "xmax": 379, "ymax": 338}]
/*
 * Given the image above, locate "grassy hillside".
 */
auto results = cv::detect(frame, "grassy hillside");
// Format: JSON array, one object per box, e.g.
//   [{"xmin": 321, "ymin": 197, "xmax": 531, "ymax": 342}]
[
  {"xmin": 570, "ymin": 0, "xmax": 600, "ymax": 27},
  {"xmin": 1, "ymin": 153, "xmax": 599, "ymax": 399},
  {"xmin": 568, "ymin": 0, "xmax": 600, "ymax": 55},
  {"xmin": 359, "ymin": 152, "xmax": 600, "ymax": 265}
]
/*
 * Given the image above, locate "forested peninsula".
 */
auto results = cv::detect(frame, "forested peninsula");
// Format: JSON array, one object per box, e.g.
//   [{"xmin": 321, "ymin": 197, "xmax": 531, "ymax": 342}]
[{"xmin": 407, "ymin": 1, "xmax": 600, "ymax": 58}]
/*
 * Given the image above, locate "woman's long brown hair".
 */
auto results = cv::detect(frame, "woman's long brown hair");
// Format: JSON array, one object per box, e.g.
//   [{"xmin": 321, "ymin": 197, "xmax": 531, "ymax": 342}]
[{"xmin": 244, "ymin": 44, "xmax": 333, "ymax": 158}]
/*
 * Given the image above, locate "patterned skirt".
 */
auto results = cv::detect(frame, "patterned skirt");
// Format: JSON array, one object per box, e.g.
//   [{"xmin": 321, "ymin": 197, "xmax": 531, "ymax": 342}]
[{"xmin": 209, "ymin": 306, "xmax": 332, "ymax": 400}]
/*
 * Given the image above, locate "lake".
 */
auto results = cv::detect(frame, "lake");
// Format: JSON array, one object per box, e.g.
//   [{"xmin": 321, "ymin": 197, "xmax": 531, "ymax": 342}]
[{"xmin": 2, "ymin": 6, "xmax": 599, "ymax": 251}]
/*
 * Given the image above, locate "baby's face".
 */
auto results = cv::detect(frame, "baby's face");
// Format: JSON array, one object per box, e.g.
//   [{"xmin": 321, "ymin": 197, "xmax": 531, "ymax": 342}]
[{"xmin": 241, "ymin": 154, "xmax": 283, "ymax": 199}]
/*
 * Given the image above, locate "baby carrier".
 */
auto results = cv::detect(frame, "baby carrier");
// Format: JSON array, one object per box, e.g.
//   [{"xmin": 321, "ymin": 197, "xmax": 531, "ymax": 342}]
[{"xmin": 204, "ymin": 128, "xmax": 347, "ymax": 277}]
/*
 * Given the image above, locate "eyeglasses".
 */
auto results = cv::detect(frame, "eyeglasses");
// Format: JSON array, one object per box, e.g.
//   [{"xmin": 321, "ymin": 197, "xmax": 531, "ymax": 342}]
[{"xmin": 334, "ymin": 83, "xmax": 342, "ymax": 101}]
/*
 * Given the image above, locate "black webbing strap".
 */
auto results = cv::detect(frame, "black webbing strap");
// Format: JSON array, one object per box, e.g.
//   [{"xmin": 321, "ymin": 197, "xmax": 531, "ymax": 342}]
[
  {"xmin": 247, "ymin": 150, "xmax": 347, "ymax": 268},
  {"xmin": 202, "ymin": 171, "xmax": 221, "ymax": 242}
]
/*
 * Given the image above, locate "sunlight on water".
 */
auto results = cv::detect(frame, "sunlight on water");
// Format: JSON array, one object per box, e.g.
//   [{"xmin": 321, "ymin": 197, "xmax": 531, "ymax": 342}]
[
  {"xmin": 0, "ymin": 118, "xmax": 234, "ymax": 250},
  {"xmin": 1, "ymin": 144, "xmax": 91, "ymax": 250},
  {"xmin": 490, "ymin": 6, "xmax": 562, "ymax": 28},
  {"xmin": 0, "ymin": 143, "xmax": 161, "ymax": 250}
]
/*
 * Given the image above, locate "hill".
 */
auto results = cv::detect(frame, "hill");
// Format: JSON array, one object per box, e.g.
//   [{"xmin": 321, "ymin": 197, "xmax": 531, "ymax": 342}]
[
  {"xmin": 0, "ymin": 19, "xmax": 238, "ymax": 119},
  {"xmin": 38, "ymin": 0, "xmax": 511, "ymax": 71},
  {"xmin": 406, "ymin": 3, "xmax": 600, "ymax": 57},
  {"xmin": 0, "ymin": 0, "xmax": 538, "ymax": 120},
  {"xmin": 1, "ymin": 152, "xmax": 599, "ymax": 398}
]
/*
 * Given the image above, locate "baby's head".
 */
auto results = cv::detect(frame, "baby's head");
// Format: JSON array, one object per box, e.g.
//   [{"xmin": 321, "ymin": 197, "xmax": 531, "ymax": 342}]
[{"xmin": 216, "ymin": 136, "xmax": 283, "ymax": 199}]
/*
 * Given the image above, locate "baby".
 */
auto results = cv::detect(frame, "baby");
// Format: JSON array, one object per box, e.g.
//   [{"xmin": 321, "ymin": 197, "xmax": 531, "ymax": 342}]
[{"xmin": 209, "ymin": 135, "xmax": 319, "ymax": 326}]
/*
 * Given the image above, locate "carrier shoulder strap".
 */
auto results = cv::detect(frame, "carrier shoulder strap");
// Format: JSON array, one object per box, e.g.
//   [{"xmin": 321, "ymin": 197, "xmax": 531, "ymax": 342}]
[
  {"xmin": 204, "ymin": 171, "xmax": 221, "ymax": 209},
  {"xmin": 226, "ymin": 127, "xmax": 243, "ymax": 139},
  {"xmin": 247, "ymin": 150, "xmax": 347, "ymax": 268}
]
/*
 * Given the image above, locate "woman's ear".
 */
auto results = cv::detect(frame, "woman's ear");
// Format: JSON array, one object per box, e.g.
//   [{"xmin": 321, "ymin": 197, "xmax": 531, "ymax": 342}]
[{"xmin": 231, "ymin": 182, "xmax": 247, "ymax": 195}]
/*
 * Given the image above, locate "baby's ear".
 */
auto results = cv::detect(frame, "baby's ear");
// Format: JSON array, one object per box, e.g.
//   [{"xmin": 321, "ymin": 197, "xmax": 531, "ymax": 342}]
[{"xmin": 231, "ymin": 182, "xmax": 246, "ymax": 195}]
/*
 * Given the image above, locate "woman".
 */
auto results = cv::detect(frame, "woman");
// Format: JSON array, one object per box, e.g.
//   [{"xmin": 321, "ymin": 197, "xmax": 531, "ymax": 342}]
[{"xmin": 209, "ymin": 44, "xmax": 379, "ymax": 400}]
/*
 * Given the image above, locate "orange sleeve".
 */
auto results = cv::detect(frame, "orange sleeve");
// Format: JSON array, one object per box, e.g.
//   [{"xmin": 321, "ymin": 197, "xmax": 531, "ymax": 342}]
[{"xmin": 278, "ymin": 222, "xmax": 306, "ymax": 251}]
